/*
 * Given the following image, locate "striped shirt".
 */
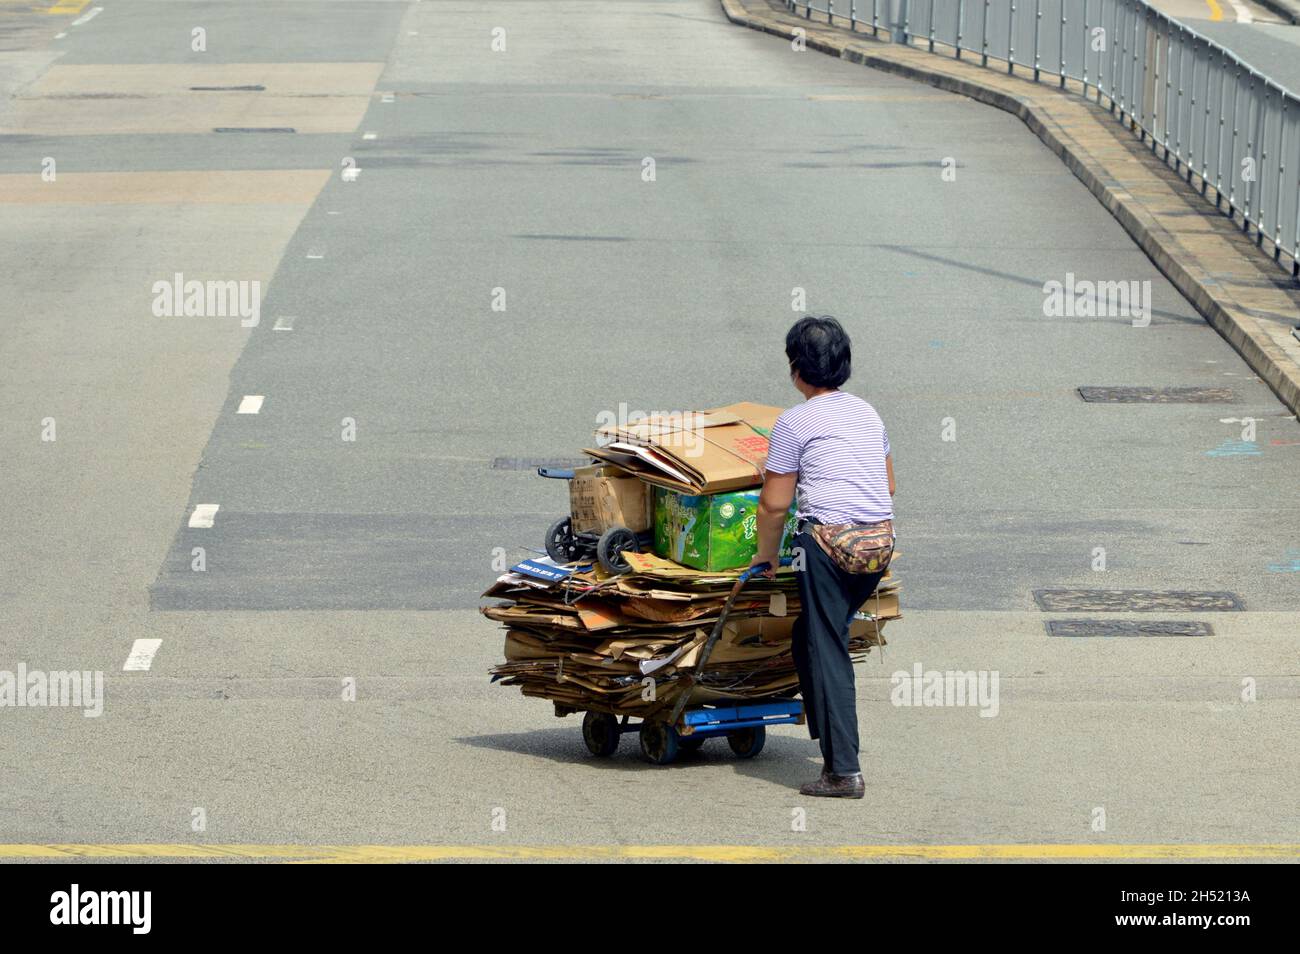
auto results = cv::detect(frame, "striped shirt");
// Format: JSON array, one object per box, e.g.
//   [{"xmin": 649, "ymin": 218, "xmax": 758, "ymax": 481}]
[{"xmin": 763, "ymin": 390, "xmax": 892, "ymax": 524}]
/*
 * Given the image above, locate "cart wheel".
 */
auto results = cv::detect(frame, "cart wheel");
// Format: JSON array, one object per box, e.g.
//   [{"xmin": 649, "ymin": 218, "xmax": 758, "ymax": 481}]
[
  {"xmin": 545, "ymin": 516, "xmax": 581, "ymax": 563},
  {"xmin": 582, "ymin": 711, "xmax": 620, "ymax": 758},
  {"xmin": 727, "ymin": 726, "xmax": 766, "ymax": 759},
  {"xmin": 639, "ymin": 721, "xmax": 680, "ymax": 765},
  {"xmin": 596, "ymin": 526, "xmax": 640, "ymax": 575},
  {"xmin": 679, "ymin": 735, "xmax": 706, "ymax": 753}
]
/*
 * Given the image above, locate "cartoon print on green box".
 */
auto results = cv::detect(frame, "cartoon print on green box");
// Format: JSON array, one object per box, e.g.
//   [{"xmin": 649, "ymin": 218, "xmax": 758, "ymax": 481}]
[{"xmin": 653, "ymin": 486, "xmax": 798, "ymax": 571}]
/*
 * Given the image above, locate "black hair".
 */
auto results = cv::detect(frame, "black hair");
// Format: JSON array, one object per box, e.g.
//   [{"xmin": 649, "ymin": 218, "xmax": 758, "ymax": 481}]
[{"xmin": 785, "ymin": 315, "xmax": 851, "ymax": 388}]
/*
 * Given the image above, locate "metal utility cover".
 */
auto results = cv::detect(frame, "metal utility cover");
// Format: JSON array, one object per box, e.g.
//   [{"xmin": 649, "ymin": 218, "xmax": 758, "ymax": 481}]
[
  {"xmin": 1047, "ymin": 619, "xmax": 1213, "ymax": 637},
  {"xmin": 1077, "ymin": 386, "xmax": 1236, "ymax": 403},
  {"xmin": 491, "ymin": 456, "xmax": 590, "ymax": 471},
  {"xmin": 1033, "ymin": 589, "xmax": 1243, "ymax": 612}
]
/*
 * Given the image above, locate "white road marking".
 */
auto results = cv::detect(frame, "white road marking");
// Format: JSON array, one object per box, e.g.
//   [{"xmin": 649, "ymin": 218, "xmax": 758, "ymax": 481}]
[
  {"xmin": 363, "ymin": 132, "xmax": 377, "ymax": 140},
  {"xmin": 237, "ymin": 395, "xmax": 264, "ymax": 414},
  {"xmin": 1228, "ymin": 1, "xmax": 1252, "ymax": 22},
  {"xmin": 306, "ymin": 252, "xmax": 324, "ymax": 259},
  {"xmin": 341, "ymin": 167, "xmax": 361, "ymax": 181},
  {"xmin": 381, "ymin": 92, "xmax": 395, "ymax": 103},
  {"xmin": 273, "ymin": 315, "xmax": 295, "ymax": 331},
  {"xmin": 71, "ymin": 7, "xmax": 102, "ymax": 26},
  {"xmin": 188, "ymin": 503, "xmax": 220, "ymax": 528},
  {"xmin": 123, "ymin": 639, "xmax": 163, "ymax": 672},
  {"xmin": 54, "ymin": 32, "xmax": 67, "ymax": 39}
]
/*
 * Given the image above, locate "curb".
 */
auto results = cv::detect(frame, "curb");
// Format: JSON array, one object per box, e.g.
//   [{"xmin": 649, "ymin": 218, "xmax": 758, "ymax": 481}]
[
  {"xmin": 719, "ymin": 0, "xmax": 1300, "ymax": 418},
  {"xmin": 1253, "ymin": 0, "xmax": 1300, "ymax": 25}
]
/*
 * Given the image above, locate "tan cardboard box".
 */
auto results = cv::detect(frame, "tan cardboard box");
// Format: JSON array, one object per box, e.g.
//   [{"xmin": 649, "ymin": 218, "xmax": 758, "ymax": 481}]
[{"xmin": 568, "ymin": 464, "xmax": 651, "ymax": 534}]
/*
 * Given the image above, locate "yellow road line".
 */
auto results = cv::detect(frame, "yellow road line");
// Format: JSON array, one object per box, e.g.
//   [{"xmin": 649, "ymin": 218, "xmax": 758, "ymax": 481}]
[
  {"xmin": 0, "ymin": 844, "xmax": 1297, "ymax": 862},
  {"xmin": 1206, "ymin": 0, "xmax": 1225, "ymax": 20}
]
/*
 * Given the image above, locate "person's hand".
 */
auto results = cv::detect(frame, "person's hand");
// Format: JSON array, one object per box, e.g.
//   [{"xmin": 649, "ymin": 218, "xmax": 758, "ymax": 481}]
[{"xmin": 748, "ymin": 552, "xmax": 778, "ymax": 579}]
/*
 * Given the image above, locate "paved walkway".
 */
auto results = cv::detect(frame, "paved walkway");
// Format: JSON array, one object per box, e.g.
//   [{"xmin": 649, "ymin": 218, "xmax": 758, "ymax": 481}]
[{"xmin": 725, "ymin": 0, "xmax": 1300, "ymax": 415}]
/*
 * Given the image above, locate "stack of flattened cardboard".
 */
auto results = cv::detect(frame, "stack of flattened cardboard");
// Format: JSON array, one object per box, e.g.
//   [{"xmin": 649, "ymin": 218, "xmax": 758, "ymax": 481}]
[
  {"xmin": 486, "ymin": 551, "xmax": 901, "ymax": 719},
  {"xmin": 584, "ymin": 402, "xmax": 781, "ymax": 494}
]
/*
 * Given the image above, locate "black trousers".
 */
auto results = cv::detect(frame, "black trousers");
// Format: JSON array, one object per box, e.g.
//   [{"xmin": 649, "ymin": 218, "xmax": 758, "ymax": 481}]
[{"xmin": 791, "ymin": 530, "xmax": 886, "ymax": 776}]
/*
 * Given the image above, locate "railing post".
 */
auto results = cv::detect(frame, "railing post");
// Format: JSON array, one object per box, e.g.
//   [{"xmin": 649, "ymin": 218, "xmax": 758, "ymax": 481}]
[
  {"xmin": 1059, "ymin": 4, "xmax": 1067, "ymax": 89},
  {"xmin": 1083, "ymin": 0, "xmax": 1091, "ymax": 98},
  {"xmin": 1175, "ymin": 27, "xmax": 1186, "ymax": 170},
  {"xmin": 956, "ymin": 0, "xmax": 965, "ymax": 59},
  {"xmin": 927, "ymin": 0, "xmax": 935, "ymax": 52},
  {"xmin": 1008, "ymin": 0, "xmax": 1017, "ymax": 75},
  {"xmin": 1253, "ymin": 83, "xmax": 1268, "ymax": 244},
  {"xmin": 1117, "ymin": 0, "xmax": 1130, "ymax": 121},
  {"xmin": 1230, "ymin": 69, "xmax": 1246, "ymax": 213},
  {"xmin": 981, "ymin": 0, "xmax": 989, "ymax": 67},
  {"xmin": 1273, "ymin": 97, "xmax": 1286, "ymax": 258},
  {"xmin": 1033, "ymin": 0, "xmax": 1042, "ymax": 82},
  {"xmin": 889, "ymin": 0, "xmax": 908, "ymax": 43},
  {"xmin": 1199, "ymin": 41, "xmax": 1213, "ymax": 191},
  {"xmin": 1215, "ymin": 53, "xmax": 1229, "ymax": 204}
]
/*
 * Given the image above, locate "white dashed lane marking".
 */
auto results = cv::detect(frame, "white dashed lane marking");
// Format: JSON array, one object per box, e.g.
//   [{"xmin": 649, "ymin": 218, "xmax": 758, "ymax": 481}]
[
  {"xmin": 272, "ymin": 316, "xmax": 295, "ymax": 331},
  {"xmin": 188, "ymin": 504, "xmax": 219, "ymax": 528},
  {"xmin": 123, "ymin": 639, "xmax": 162, "ymax": 672},
  {"xmin": 71, "ymin": 7, "xmax": 102, "ymax": 26},
  {"xmin": 237, "ymin": 395, "xmax": 264, "ymax": 414}
]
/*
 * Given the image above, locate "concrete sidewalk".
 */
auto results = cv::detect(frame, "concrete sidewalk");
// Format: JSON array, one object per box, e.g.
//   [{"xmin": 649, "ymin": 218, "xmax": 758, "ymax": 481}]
[{"xmin": 721, "ymin": 0, "xmax": 1300, "ymax": 417}]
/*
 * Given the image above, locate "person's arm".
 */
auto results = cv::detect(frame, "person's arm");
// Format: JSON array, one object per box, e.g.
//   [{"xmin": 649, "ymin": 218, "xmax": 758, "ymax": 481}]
[
  {"xmin": 750, "ymin": 470, "xmax": 797, "ymax": 577},
  {"xmin": 886, "ymin": 453, "xmax": 895, "ymax": 496}
]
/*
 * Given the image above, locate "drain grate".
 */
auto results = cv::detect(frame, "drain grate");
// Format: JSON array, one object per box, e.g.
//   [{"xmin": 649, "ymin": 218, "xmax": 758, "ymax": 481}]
[
  {"xmin": 213, "ymin": 127, "xmax": 296, "ymax": 134},
  {"xmin": 490, "ymin": 456, "xmax": 591, "ymax": 472},
  {"xmin": 1047, "ymin": 619, "xmax": 1213, "ymax": 637},
  {"xmin": 1033, "ymin": 589, "xmax": 1243, "ymax": 612},
  {"xmin": 1078, "ymin": 386, "xmax": 1236, "ymax": 403}
]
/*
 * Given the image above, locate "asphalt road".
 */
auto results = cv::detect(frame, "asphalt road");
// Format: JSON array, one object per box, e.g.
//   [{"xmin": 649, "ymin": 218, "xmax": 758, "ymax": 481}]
[{"xmin": 0, "ymin": 0, "xmax": 1297, "ymax": 859}]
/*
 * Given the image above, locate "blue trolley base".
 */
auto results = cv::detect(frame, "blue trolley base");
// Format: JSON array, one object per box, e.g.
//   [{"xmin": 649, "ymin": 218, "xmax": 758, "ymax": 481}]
[{"xmin": 575, "ymin": 698, "xmax": 804, "ymax": 765}]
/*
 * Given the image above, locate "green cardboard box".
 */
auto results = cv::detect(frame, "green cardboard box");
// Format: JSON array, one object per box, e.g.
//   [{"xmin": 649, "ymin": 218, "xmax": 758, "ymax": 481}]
[{"xmin": 653, "ymin": 486, "xmax": 798, "ymax": 572}]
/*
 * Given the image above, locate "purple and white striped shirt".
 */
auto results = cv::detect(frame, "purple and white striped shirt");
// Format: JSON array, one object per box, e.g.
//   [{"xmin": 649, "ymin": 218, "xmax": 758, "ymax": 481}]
[{"xmin": 763, "ymin": 390, "xmax": 892, "ymax": 524}]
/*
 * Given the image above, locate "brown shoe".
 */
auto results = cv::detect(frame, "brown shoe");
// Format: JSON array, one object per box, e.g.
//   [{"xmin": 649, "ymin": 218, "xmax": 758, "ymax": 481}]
[{"xmin": 799, "ymin": 772, "xmax": 865, "ymax": 798}]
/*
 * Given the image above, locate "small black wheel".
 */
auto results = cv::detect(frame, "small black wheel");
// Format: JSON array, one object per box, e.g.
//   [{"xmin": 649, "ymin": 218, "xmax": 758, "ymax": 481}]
[
  {"xmin": 679, "ymin": 735, "xmax": 706, "ymax": 753},
  {"xmin": 639, "ymin": 721, "xmax": 680, "ymax": 765},
  {"xmin": 545, "ymin": 516, "xmax": 581, "ymax": 563},
  {"xmin": 582, "ymin": 711, "xmax": 620, "ymax": 757},
  {"xmin": 727, "ymin": 726, "xmax": 766, "ymax": 759},
  {"xmin": 597, "ymin": 526, "xmax": 640, "ymax": 574}
]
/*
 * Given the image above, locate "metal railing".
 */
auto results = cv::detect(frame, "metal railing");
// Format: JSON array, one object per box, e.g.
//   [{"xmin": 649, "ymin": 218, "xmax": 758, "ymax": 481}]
[{"xmin": 786, "ymin": 0, "xmax": 1300, "ymax": 274}]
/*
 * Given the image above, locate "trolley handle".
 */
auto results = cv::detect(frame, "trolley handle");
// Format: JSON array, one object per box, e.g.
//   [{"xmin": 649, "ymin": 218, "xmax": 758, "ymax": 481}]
[{"xmin": 740, "ymin": 555, "xmax": 794, "ymax": 582}]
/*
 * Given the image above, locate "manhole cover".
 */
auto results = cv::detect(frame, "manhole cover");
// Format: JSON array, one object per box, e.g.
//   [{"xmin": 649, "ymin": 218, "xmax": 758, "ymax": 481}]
[
  {"xmin": 1077, "ymin": 386, "xmax": 1236, "ymax": 403},
  {"xmin": 490, "ymin": 456, "xmax": 591, "ymax": 471},
  {"xmin": 1033, "ymin": 589, "xmax": 1243, "ymax": 612},
  {"xmin": 1047, "ymin": 619, "xmax": 1213, "ymax": 637},
  {"xmin": 213, "ymin": 127, "xmax": 296, "ymax": 133}
]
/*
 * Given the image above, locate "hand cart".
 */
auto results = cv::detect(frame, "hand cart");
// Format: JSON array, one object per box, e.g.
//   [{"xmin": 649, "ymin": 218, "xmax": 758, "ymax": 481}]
[
  {"xmin": 571, "ymin": 558, "xmax": 802, "ymax": 765},
  {"xmin": 537, "ymin": 466, "xmax": 652, "ymax": 575}
]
